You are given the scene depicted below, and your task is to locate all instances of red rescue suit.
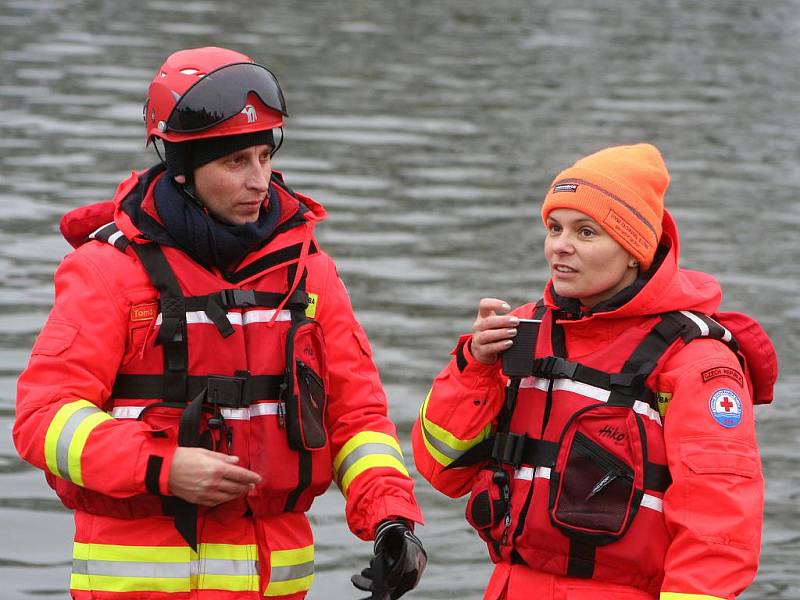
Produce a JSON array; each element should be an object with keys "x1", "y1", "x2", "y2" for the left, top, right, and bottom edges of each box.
[
  {"x1": 413, "y1": 210, "x2": 776, "y2": 600},
  {"x1": 15, "y1": 167, "x2": 423, "y2": 599}
]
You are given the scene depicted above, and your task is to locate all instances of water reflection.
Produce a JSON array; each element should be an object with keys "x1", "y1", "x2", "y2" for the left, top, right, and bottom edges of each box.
[{"x1": 1, "y1": 0, "x2": 798, "y2": 598}]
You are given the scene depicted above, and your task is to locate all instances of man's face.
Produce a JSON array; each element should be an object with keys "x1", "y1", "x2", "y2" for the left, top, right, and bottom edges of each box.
[{"x1": 193, "y1": 144, "x2": 273, "y2": 225}]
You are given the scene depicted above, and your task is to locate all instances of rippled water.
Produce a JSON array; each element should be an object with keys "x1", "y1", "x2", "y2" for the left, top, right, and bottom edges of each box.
[{"x1": 1, "y1": 0, "x2": 798, "y2": 597}]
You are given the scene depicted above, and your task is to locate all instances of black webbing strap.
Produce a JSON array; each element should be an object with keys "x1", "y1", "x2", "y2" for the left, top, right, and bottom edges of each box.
[
  {"x1": 112, "y1": 374, "x2": 283, "y2": 404},
  {"x1": 283, "y1": 263, "x2": 313, "y2": 512},
  {"x1": 645, "y1": 462, "x2": 671, "y2": 492},
  {"x1": 169, "y1": 387, "x2": 208, "y2": 551},
  {"x1": 90, "y1": 222, "x2": 131, "y2": 252},
  {"x1": 567, "y1": 539, "x2": 596, "y2": 578},
  {"x1": 184, "y1": 290, "x2": 288, "y2": 339},
  {"x1": 225, "y1": 241, "x2": 319, "y2": 284},
  {"x1": 130, "y1": 243, "x2": 187, "y2": 405},
  {"x1": 130, "y1": 242, "x2": 197, "y2": 549}
]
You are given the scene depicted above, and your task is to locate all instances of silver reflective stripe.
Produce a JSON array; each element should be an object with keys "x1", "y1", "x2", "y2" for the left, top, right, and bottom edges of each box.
[
  {"x1": 520, "y1": 377, "x2": 662, "y2": 425},
  {"x1": 222, "y1": 403, "x2": 283, "y2": 420},
  {"x1": 248, "y1": 402, "x2": 282, "y2": 417},
  {"x1": 73, "y1": 559, "x2": 187, "y2": 578},
  {"x1": 680, "y1": 311, "x2": 709, "y2": 337},
  {"x1": 112, "y1": 404, "x2": 282, "y2": 421},
  {"x1": 419, "y1": 421, "x2": 466, "y2": 462},
  {"x1": 514, "y1": 466, "x2": 550, "y2": 481},
  {"x1": 189, "y1": 558, "x2": 257, "y2": 577},
  {"x1": 72, "y1": 558, "x2": 257, "y2": 578},
  {"x1": 271, "y1": 560, "x2": 314, "y2": 582},
  {"x1": 56, "y1": 406, "x2": 101, "y2": 480},
  {"x1": 640, "y1": 493, "x2": 664, "y2": 512},
  {"x1": 155, "y1": 309, "x2": 292, "y2": 326},
  {"x1": 111, "y1": 406, "x2": 144, "y2": 419},
  {"x1": 335, "y1": 442, "x2": 404, "y2": 482},
  {"x1": 108, "y1": 230, "x2": 125, "y2": 246}
]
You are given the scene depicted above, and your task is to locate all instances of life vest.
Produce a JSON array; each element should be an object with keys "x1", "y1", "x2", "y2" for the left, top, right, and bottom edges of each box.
[
  {"x1": 452, "y1": 303, "x2": 763, "y2": 597},
  {"x1": 48, "y1": 183, "x2": 331, "y2": 550}
]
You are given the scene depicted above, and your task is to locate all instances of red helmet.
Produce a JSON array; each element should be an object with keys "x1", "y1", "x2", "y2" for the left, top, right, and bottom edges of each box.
[{"x1": 143, "y1": 46, "x2": 288, "y2": 146}]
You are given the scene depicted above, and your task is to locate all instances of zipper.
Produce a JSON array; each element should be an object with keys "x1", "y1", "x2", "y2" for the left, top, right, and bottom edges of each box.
[
  {"x1": 572, "y1": 432, "x2": 633, "y2": 501},
  {"x1": 573, "y1": 431, "x2": 633, "y2": 478}
]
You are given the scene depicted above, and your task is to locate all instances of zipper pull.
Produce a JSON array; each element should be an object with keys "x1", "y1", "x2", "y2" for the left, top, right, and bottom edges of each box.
[
  {"x1": 585, "y1": 471, "x2": 618, "y2": 501},
  {"x1": 277, "y1": 402, "x2": 285, "y2": 428}
]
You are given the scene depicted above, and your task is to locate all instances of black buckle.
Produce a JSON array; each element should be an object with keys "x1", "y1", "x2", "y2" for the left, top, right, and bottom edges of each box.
[
  {"x1": 492, "y1": 432, "x2": 526, "y2": 467},
  {"x1": 287, "y1": 289, "x2": 309, "y2": 308},
  {"x1": 206, "y1": 375, "x2": 248, "y2": 408},
  {"x1": 220, "y1": 289, "x2": 257, "y2": 308},
  {"x1": 535, "y1": 356, "x2": 578, "y2": 379}
]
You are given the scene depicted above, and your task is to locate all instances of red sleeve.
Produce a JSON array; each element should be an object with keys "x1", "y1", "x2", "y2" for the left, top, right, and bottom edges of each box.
[
  {"x1": 411, "y1": 334, "x2": 506, "y2": 498},
  {"x1": 658, "y1": 339, "x2": 763, "y2": 600},
  {"x1": 13, "y1": 249, "x2": 177, "y2": 498},
  {"x1": 313, "y1": 254, "x2": 423, "y2": 540}
]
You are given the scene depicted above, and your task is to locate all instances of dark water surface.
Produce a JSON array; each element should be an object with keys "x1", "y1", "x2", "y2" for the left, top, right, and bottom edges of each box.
[{"x1": 1, "y1": 0, "x2": 798, "y2": 597}]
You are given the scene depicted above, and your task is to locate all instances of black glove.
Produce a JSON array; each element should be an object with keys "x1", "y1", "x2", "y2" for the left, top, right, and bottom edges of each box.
[{"x1": 351, "y1": 519, "x2": 427, "y2": 600}]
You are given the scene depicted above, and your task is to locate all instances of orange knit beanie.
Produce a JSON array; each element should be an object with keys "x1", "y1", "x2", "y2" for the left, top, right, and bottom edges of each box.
[{"x1": 540, "y1": 143, "x2": 670, "y2": 270}]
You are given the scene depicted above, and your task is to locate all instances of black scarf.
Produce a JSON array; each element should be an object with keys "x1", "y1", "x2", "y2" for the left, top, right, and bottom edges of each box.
[{"x1": 154, "y1": 173, "x2": 281, "y2": 272}]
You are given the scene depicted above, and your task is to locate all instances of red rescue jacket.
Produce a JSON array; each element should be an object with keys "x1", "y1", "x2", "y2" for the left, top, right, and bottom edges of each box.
[
  {"x1": 15, "y1": 166, "x2": 423, "y2": 599},
  {"x1": 413, "y1": 210, "x2": 777, "y2": 600}
]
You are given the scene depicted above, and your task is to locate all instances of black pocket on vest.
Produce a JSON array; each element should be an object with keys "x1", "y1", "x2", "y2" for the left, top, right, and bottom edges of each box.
[
  {"x1": 283, "y1": 319, "x2": 328, "y2": 451},
  {"x1": 548, "y1": 405, "x2": 645, "y2": 545}
]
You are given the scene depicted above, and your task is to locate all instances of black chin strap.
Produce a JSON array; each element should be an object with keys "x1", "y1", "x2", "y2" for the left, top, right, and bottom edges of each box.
[{"x1": 153, "y1": 139, "x2": 203, "y2": 207}]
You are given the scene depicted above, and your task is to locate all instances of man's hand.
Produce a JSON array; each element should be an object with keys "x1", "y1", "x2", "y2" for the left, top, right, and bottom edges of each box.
[
  {"x1": 351, "y1": 520, "x2": 427, "y2": 599},
  {"x1": 167, "y1": 447, "x2": 261, "y2": 506},
  {"x1": 470, "y1": 298, "x2": 519, "y2": 365}
]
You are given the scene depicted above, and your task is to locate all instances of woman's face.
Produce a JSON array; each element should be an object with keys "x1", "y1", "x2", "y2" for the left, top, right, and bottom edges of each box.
[{"x1": 544, "y1": 208, "x2": 639, "y2": 308}]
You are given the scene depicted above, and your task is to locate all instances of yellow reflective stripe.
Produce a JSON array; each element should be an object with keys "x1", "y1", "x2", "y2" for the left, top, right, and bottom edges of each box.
[
  {"x1": 198, "y1": 574, "x2": 259, "y2": 592},
  {"x1": 44, "y1": 399, "x2": 112, "y2": 485},
  {"x1": 66, "y1": 411, "x2": 113, "y2": 487},
  {"x1": 660, "y1": 594, "x2": 727, "y2": 600},
  {"x1": 270, "y1": 545, "x2": 314, "y2": 567},
  {"x1": 265, "y1": 574, "x2": 314, "y2": 596},
  {"x1": 419, "y1": 390, "x2": 491, "y2": 466},
  {"x1": 73, "y1": 542, "x2": 192, "y2": 562},
  {"x1": 265, "y1": 544, "x2": 314, "y2": 597},
  {"x1": 340, "y1": 454, "x2": 409, "y2": 494},
  {"x1": 71, "y1": 542, "x2": 259, "y2": 593},
  {"x1": 333, "y1": 431, "x2": 409, "y2": 494},
  {"x1": 199, "y1": 542, "x2": 257, "y2": 560}
]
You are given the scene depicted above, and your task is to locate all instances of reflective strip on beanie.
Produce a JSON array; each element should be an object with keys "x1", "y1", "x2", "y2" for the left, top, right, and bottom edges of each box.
[
  {"x1": 70, "y1": 542, "x2": 259, "y2": 593},
  {"x1": 659, "y1": 594, "x2": 727, "y2": 600},
  {"x1": 333, "y1": 431, "x2": 408, "y2": 495},
  {"x1": 419, "y1": 389, "x2": 492, "y2": 467},
  {"x1": 44, "y1": 399, "x2": 113, "y2": 486},
  {"x1": 265, "y1": 544, "x2": 314, "y2": 597}
]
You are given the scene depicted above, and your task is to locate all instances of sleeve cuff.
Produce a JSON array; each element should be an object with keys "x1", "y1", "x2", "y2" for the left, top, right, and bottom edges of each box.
[
  {"x1": 451, "y1": 334, "x2": 503, "y2": 377},
  {"x1": 142, "y1": 437, "x2": 177, "y2": 496}
]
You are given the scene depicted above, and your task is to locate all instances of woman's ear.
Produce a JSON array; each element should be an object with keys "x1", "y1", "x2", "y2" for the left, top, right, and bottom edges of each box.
[
  {"x1": 629, "y1": 259, "x2": 640, "y2": 269},
  {"x1": 173, "y1": 174, "x2": 186, "y2": 184}
]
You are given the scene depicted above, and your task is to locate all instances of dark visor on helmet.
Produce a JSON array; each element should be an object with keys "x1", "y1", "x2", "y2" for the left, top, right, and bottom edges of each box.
[{"x1": 165, "y1": 62, "x2": 288, "y2": 134}]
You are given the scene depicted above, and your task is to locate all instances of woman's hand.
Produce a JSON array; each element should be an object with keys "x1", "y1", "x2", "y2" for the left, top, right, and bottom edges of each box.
[{"x1": 470, "y1": 298, "x2": 519, "y2": 365}]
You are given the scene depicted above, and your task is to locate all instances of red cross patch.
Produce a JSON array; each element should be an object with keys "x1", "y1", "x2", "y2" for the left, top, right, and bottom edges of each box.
[{"x1": 709, "y1": 388, "x2": 743, "y2": 428}]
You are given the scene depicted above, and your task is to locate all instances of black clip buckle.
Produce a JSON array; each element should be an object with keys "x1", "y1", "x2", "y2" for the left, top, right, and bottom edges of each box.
[
  {"x1": 533, "y1": 356, "x2": 578, "y2": 380},
  {"x1": 206, "y1": 375, "x2": 248, "y2": 408},
  {"x1": 492, "y1": 432, "x2": 526, "y2": 467},
  {"x1": 221, "y1": 289, "x2": 257, "y2": 308}
]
